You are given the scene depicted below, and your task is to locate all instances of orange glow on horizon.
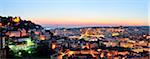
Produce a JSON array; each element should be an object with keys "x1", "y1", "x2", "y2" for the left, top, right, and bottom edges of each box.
[{"x1": 31, "y1": 18, "x2": 149, "y2": 26}]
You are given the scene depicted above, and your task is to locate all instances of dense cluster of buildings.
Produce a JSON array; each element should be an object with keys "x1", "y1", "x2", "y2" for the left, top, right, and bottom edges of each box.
[
  {"x1": 0, "y1": 16, "x2": 149, "y2": 59},
  {"x1": 49, "y1": 26, "x2": 149, "y2": 59},
  {"x1": 0, "y1": 16, "x2": 46, "y2": 58}
]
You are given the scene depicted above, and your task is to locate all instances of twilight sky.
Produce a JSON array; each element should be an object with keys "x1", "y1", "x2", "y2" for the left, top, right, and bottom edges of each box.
[{"x1": 0, "y1": 0, "x2": 148, "y2": 26}]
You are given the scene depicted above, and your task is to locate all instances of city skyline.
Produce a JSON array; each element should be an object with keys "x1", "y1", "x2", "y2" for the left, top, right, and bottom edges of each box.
[{"x1": 0, "y1": 0, "x2": 148, "y2": 26}]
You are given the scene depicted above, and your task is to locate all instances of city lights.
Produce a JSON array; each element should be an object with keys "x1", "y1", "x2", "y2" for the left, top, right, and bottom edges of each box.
[
  {"x1": 0, "y1": 16, "x2": 149, "y2": 59},
  {"x1": 13, "y1": 17, "x2": 20, "y2": 23},
  {"x1": 0, "y1": 0, "x2": 148, "y2": 58}
]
